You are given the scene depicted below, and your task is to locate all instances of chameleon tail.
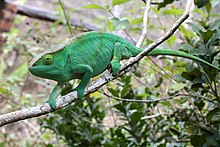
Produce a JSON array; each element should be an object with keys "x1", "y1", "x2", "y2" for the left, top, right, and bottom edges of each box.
[
  {"x1": 147, "y1": 48, "x2": 220, "y2": 71},
  {"x1": 120, "y1": 40, "x2": 219, "y2": 71}
]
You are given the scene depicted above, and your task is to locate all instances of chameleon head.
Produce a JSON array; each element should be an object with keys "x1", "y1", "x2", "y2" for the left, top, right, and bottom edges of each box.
[{"x1": 29, "y1": 53, "x2": 63, "y2": 81}]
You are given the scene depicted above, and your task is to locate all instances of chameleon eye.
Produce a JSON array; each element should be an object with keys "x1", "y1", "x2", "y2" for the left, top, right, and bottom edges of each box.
[{"x1": 43, "y1": 54, "x2": 54, "y2": 65}]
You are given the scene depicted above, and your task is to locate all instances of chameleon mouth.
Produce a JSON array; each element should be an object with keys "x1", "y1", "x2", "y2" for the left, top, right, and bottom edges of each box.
[
  {"x1": 29, "y1": 66, "x2": 46, "y2": 77},
  {"x1": 29, "y1": 65, "x2": 62, "y2": 79}
]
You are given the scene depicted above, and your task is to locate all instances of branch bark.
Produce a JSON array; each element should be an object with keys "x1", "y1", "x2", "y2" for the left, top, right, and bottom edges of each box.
[
  {"x1": 136, "y1": 0, "x2": 152, "y2": 47},
  {"x1": 0, "y1": 11, "x2": 190, "y2": 127},
  {"x1": 9, "y1": 3, "x2": 100, "y2": 31}
]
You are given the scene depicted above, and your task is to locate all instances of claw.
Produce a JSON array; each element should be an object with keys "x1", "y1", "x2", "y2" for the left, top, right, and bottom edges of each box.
[
  {"x1": 74, "y1": 87, "x2": 85, "y2": 100},
  {"x1": 47, "y1": 98, "x2": 56, "y2": 109}
]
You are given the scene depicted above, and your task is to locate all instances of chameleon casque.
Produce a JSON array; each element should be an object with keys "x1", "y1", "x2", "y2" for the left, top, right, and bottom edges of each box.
[{"x1": 29, "y1": 31, "x2": 220, "y2": 109}]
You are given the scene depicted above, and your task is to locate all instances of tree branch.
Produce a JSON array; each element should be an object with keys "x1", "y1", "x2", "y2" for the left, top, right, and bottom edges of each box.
[
  {"x1": 103, "y1": 92, "x2": 218, "y2": 106},
  {"x1": 9, "y1": 3, "x2": 100, "y2": 31},
  {"x1": 136, "y1": 0, "x2": 152, "y2": 47},
  {"x1": 58, "y1": 0, "x2": 73, "y2": 36},
  {"x1": 0, "y1": 11, "x2": 190, "y2": 127}
]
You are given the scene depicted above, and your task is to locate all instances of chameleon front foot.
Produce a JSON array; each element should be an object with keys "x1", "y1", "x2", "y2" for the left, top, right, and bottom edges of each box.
[{"x1": 47, "y1": 83, "x2": 63, "y2": 109}]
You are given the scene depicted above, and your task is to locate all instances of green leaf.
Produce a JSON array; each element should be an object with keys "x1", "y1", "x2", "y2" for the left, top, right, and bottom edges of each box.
[
  {"x1": 206, "y1": 108, "x2": 220, "y2": 122},
  {"x1": 114, "y1": 103, "x2": 126, "y2": 115},
  {"x1": 191, "y1": 135, "x2": 206, "y2": 146},
  {"x1": 46, "y1": 144, "x2": 53, "y2": 147},
  {"x1": 181, "y1": 68, "x2": 205, "y2": 83},
  {"x1": 209, "y1": 19, "x2": 220, "y2": 30},
  {"x1": 166, "y1": 35, "x2": 176, "y2": 46},
  {"x1": 112, "y1": 0, "x2": 130, "y2": 6},
  {"x1": 108, "y1": 87, "x2": 119, "y2": 97},
  {"x1": 164, "y1": 8, "x2": 184, "y2": 15},
  {"x1": 157, "y1": 0, "x2": 176, "y2": 10},
  {"x1": 82, "y1": 4, "x2": 104, "y2": 10},
  {"x1": 207, "y1": 30, "x2": 220, "y2": 47},
  {"x1": 187, "y1": 22, "x2": 206, "y2": 38},
  {"x1": 130, "y1": 111, "x2": 142, "y2": 127},
  {"x1": 201, "y1": 29, "x2": 213, "y2": 44},
  {"x1": 207, "y1": 135, "x2": 219, "y2": 146},
  {"x1": 191, "y1": 83, "x2": 203, "y2": 91},
  {"x1": 130, "y1": 17, "x2": 143, "y2": 25},
  {"x1": 179, "y1": 26, "x2": 196, "y2": 39},
  {"x1": 194, "y1": 0, "x2": 210, "y2": 8},
  {"x1": 180, "y1": 43, "x2": 194, "y2": 53},
  {"x1": 121, "y1": 85, "x2": 130, "y2": 97},
  {"x1": 108, "y1": 17, "x2": 129, "y2": 31},
  {"x1": 171, "y1": 83, "x2": 186, "y2": 91}
]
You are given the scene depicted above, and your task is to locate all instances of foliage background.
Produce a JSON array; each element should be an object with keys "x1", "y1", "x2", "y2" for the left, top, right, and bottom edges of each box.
[{"x1": 0, "y1": 0, "x2": 220, "y2": 146}]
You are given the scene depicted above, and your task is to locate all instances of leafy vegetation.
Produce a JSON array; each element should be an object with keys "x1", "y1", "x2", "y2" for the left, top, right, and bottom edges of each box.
[{"x1": 0, "y1": 0, "x2": 220, "y2": 146}]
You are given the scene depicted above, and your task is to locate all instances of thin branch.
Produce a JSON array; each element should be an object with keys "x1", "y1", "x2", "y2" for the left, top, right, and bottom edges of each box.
[
  {"x1": 71, "y1": 110, "x2": 111, "y2": 128},
  {"x1": 136, "y1": 0, "x2": 152, "y2": 47},
  {"x1": 22, "y1": 120, "x2": 47, "y2": 145},
  {"x1": 103, "y1": 92, "x2": 217, "y2": 105},
  {"x1": 58, "y1": 0, "x2": 73, "y2": 36},
  {"x1": 107, "y1": 95, "x2": 117, "y2": 126},
  {"x1": 0, "y1": 11, "x2": 190, "y2": 127},
  {"x1": 151, "y1": 1, "x2": 164, "y2": 5},
  {"x1": 141, "y1": 113, "x2": 169, "y2": 119},
  {"x1": 103, "y1": 91, "x2": 178, "y2": 103},
  {"x1": 148, "y1": 57, "x2": 177, "y2": 82}
]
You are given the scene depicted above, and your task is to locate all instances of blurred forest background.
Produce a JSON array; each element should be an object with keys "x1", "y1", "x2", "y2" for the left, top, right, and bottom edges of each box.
[{"x1": 0, "y1": 0, "x2": 220, "y2": 146}]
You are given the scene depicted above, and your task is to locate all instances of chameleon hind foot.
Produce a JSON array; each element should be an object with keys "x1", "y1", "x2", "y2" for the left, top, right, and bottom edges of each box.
[
  {"x1": 47, "y1": 97, "x2": 57, "y2": 109},
  {"x1": 110, "y1": 60, "x2": 121, "y2": 76},
  {"x1": 74, "y1": 87, "x2": 85, "y2": 100}
]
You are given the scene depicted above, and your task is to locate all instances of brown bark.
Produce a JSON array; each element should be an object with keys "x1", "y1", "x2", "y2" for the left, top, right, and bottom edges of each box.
[
  {"x1": 0, "y1": 0, "x2": 17, "y2": 47},
  {"x1": 15, "y1": 4, "x2": 100, "y2": 31}
]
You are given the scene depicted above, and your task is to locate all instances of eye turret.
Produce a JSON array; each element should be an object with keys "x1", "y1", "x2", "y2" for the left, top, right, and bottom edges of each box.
[{"x1": 43, "y1": 54, "x2": 54, "y2": 65}]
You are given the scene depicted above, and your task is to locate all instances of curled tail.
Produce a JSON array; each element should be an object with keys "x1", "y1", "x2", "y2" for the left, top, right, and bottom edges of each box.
[{"x1": 147, "y1": 48, "x2": 220, "y2": 71}]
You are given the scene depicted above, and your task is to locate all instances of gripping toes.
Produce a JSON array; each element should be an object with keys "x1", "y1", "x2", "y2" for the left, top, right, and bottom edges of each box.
[
  {"x1": 111, "y1": 61, "x2": 120, "y2": 75},
  {"x1": 75, "y1": 87, "x2": 85, "y2": 100},
  {"x1": 47, "y1": 98, "x2": 57, "y2": 109}
]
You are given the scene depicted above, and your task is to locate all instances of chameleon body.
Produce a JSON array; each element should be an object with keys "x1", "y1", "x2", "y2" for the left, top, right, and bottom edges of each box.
[{"x1": 29, "y1": 32, "x2": 220, "y2": 109}]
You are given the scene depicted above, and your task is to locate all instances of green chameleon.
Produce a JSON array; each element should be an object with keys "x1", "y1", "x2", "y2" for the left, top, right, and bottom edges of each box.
[{"x1": 29, "y1": 31, "x2": 219, "y2": 109}]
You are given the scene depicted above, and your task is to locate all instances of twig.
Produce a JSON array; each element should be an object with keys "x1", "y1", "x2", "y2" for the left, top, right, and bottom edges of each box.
[
  {"x1": 107, "y1": 96, "x2": 117, "y2": 126},
  {"x1": 71, "y1": 110, "x2": 111, "y2": 128},
  {"x1": 141, "y1": 113, "x2": 169, "y2": 119},
  {"x1": 0, "y1": 11, "x2": 190, "y2": 127},
  {"x1": 148, "y1": 57, "x2": 177, "y2": 82},
  {"x1": 151, "y1": 1, "x2": 164, "y2": 5},
  {"x1": 22, "y1": 120, "x2": 47, "y2": 146},
  {"x1": 58, "y1": 0, "x2": 73, "y2": 36},
  {"x1": 103, "y1": 91, "x2": 178, "y2": 103},
  {"x1": 103, "y1": 92, "x2": 216, "y2": 105},
  {"x1": 213, "y1": 80, "x2": 219, "y2": 100},
  {"x1": 136, "y1": 0, "x2": 152, "y2": 47}
]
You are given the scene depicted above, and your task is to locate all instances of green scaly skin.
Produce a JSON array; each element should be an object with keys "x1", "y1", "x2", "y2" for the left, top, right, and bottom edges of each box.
[{"x1": 29, "y1": 32, "x2": 220, "y2": 109}]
